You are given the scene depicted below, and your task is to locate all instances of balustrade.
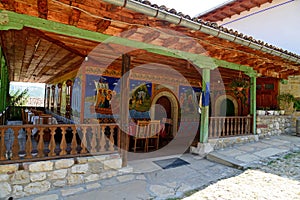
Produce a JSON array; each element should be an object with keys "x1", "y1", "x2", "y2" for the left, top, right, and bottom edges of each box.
[
  {"x1": 209, "y1": 116, "x2": 253, "y2": 138},
  {"x1": 0, "y1": 123, "x2": 120, "y2": 163}
]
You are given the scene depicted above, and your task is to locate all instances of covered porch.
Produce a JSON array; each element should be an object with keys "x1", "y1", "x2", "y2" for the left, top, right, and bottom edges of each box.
[{"x1": 0, "y1": 0, "x2": 300, "y2": 166}]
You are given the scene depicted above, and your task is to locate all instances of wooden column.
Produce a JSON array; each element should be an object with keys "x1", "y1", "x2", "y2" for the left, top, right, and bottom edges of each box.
[
  {"x1": 250, "y1": 75, "x2": 257, "y2": 135},
  {"x1": 200, "y1": 68, "x2": 210, "y2": 143},
  {"x1": 120, "y1": 54, "x2": 130, "y2": 167}
]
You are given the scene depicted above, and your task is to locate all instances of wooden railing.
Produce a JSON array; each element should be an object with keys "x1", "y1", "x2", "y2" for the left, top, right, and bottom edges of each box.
[
  {"x1": 209, "y1": 116, "x2": 253, "y2": 138},
  {"x1": 0, "y1": 123, "x2": 120, "y2": 163}
]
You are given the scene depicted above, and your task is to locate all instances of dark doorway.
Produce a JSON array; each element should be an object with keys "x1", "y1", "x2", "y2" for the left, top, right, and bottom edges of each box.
[
  {"x1": 155, "y1": 96, "x2": 171, "y2": 120},
  {"x1": 220, "y1": 98, "x2": 235, "y2": 116}
]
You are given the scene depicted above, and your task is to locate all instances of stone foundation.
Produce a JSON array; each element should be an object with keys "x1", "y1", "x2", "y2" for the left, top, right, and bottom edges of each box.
[
  {"x1": 0, "y1": 153, "x2": 129, "y2": 199},
  {"x1": 208, "y1": 135, "x2": 259, "y2": 150}
]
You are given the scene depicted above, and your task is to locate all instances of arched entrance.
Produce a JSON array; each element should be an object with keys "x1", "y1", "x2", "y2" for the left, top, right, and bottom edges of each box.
[
  {"x1": 220, "y1": 98, "x2": 235, "y2": 116},
  {"x1": 215, "y1": 95, "x2": 238, "y2": 116},
  {"x1": 151, "y1": 89, "x2": 179, "y2": 137},
  {"x1": 155, "y1": 96, "x2": 171, "y2": 120}
]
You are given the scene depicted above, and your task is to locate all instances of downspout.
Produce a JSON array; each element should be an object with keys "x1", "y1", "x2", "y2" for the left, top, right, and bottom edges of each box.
[{"x1": 102, "y1": 0, "x2": 300, "y2": 64}]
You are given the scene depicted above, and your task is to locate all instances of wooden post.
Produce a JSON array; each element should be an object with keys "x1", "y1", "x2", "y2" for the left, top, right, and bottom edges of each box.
[
  {"x1": 120, "y1": 54, "x2": 130, "y2": 167},
  {"x1": 200, "y1": 68, "x2": 210, "y2": 143},
  {"x1": 250, "y1": 75, "x2": 257, "y2": 134}
]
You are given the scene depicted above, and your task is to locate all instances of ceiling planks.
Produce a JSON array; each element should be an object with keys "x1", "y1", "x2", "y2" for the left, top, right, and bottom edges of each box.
[{"x1": 0, "y1": 0, "x2": 298, "y2": 84}]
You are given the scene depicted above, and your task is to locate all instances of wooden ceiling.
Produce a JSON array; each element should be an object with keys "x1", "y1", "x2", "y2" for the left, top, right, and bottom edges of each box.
[
  {"x1": 0, "y1": 0, "x2": 299, "y2": 84},
  {"x1": 198, "y1": 0, "x2": 273, "y2": 22}
]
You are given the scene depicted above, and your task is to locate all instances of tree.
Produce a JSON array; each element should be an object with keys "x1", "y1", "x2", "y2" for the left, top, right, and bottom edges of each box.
[{"x1": 8, "y1": 88, "x2": 29, "y2": 120}]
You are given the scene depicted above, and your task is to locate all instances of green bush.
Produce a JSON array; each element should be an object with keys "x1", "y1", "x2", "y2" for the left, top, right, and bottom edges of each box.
[{"x1": 294, "y1": 98, "x2": 300, "y2": 111}]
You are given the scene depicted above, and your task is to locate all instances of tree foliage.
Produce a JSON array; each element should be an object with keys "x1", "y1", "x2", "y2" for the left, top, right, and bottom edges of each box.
[{"x1": 9, "y1": 88, "x2": 30, "y2": 106}]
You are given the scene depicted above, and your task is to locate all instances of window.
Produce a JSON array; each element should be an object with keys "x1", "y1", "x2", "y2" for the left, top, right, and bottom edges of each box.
[{"x1": 265, "y1": 84, "x2": 274, "y2": 90}]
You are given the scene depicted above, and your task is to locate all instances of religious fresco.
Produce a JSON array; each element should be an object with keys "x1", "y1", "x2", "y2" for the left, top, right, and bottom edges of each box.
[
  {"x1": 129, "y1": 80, "x2": 152, "y2": 112},
  {"x1": 72, "y1": 77, "x2": 82, "y2": 118},
  {"x1": 85, "y1": 74, "x2": 120, "y2": 117},
  {"x1": 60, "y1": 81, "x2": 66, "y2": 115},
  {"x1": 179, "y1": 85, "x2": 201, "y2": 117}
]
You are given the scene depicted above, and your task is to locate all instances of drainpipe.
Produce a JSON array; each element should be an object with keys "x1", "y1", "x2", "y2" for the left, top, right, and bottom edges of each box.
[{"x1": 102, "y1": 0, "x2": 300, "y2": 64}]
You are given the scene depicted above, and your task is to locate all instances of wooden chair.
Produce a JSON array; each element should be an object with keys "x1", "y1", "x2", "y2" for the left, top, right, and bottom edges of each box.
[
  {"x1": 133, "y1": 120, "x2": 149, "y2": 152},
  {"x1": 145, "y1": 120, "x2": 161, "y2": 152},
  {"x1": 35, "y1": 114, "x2": 53, "y2": 142},
  {"x1": 162, "y1": 118, "x2": 173, "y2": 138},
  {"x1": 21, "y1": 109, "x2": 29, "y2": 124}
]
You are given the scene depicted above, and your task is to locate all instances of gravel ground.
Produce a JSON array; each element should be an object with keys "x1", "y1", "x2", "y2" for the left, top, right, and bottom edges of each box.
[{"x1": 183, "y1": 152, "x2": 300, "y2": 200}]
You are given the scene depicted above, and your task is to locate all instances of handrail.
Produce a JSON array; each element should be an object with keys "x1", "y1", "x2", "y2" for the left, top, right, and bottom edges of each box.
[
  {"x1": 0, "y1": 123, "x2": 120, "y2": 163},
  {"x1": 209, "y1": 116, "x2": 253, "y2": 138}
]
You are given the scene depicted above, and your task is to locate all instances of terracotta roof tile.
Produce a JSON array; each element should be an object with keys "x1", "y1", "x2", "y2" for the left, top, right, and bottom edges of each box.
[{"x1": 132, "y1": 0, "x2": 300, "y2": 59}]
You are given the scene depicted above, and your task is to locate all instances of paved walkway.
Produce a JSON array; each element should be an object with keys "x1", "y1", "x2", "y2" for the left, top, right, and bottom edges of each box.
[{"x1": 20, "y1": 135, "x2": 300, "y2": 200}]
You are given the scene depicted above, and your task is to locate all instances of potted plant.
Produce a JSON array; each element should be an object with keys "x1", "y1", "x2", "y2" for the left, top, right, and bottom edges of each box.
[
  {"x1": 229, "y1": 77, "x2": 249, "y2": 92},
  {"x1": 277, "y1": 93, "x2": 295, "y2": 115}
]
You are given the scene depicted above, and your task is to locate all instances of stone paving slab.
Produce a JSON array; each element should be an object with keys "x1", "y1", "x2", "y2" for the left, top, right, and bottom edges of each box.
[
  {"x1": 254, "y1": 147, "x2": 289, "y2": 158},
  {"x1": 66, "y1": 180, "x2": 150, "y2": 200}
]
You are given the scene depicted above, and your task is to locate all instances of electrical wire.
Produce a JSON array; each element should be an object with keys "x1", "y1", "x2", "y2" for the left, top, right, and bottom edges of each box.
[{"x1": 50, "y1": 0, "x2": 289, "y2": 66}]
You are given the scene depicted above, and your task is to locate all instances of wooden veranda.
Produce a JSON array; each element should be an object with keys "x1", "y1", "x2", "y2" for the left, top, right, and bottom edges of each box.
[{"x1": 0, "y1": 0, "x2": 300, "y2": 165}]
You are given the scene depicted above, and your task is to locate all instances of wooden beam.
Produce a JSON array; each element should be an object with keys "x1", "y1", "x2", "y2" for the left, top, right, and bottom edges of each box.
[
  {"x1": 69, "y1": 9, "x2": 81, "y2": 26},
  {"x1": 37, "y1": 0, "x2": 48, "y2": 19},
  {"x1": 0, "y1": 0, "x2": 15, "y2": 11},
  {"x1": 0, "y1": 10, "x2": 257, "y2": 74},
  {"x1": 96, "y1": 18, "x2": 111, "y2": 33}
]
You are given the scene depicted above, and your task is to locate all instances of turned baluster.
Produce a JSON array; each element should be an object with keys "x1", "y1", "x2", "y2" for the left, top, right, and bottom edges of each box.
[
  {"x1": 70, "y1": 126, "x2": 78, "y2": 155},
  {"x1": 80, "y1": 126, "x2": 88, "y2": 154},
  {"x1": 90, "y1": 125, "x2": 97, "y2": 153},
  {"x1": 100, "y1": 126, "x2": 106, "y2": 152},
  {"x1": 97, "y1": 125, "x2": 101, "y2": 152},
  {"x1": 59, "y1": 127, "x2": 67, "y2": 156},
  {"x1": 37, "y1": 127, "x2": 45, "y2": 158},
  {"x1": 25, "y1": 127, "x2": 33, "y2": 159},
  {"x1": 108, "y1": 126, "x2": 115, "y2": 151},
  {"x1": 11, "y1": 127, "x2": 20, "y2": 160},
  {"x1": 48, "y1": 127, "x2": 57, "y2": 157}
]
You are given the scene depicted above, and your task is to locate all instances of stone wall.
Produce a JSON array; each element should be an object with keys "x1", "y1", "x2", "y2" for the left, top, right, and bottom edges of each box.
[
  {"x1": 0, "y1": 153, "x2": 128, "y2": 199},
  {"x1": 256, "y1": 115, "x2": 296, "y2": 138},
  {"x1": 279, "y1": 75, "x2": 300, "y2": 98},
  {"x1": 208, "y1": 135, "x2": 259, "y2": 150}
]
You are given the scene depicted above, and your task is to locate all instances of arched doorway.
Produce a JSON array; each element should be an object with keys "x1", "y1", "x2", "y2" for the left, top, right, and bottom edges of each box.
[
  {"x1": 215, "y1": 95, "x2": 238, "y2": 116},
  {"x1": 151, "y1": 89, "x2": 179, "y2": 138},
  {"x1": 220, "y1": 98, "x2": 235, "y2": 116},
  {"x1": 155, "y1": 96, "x2": 171, "y2": 120}
]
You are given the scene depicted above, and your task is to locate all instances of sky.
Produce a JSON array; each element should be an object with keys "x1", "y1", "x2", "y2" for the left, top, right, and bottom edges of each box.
[{"x1": 149, "y1": 0, "x2": 231, "y2": 17}]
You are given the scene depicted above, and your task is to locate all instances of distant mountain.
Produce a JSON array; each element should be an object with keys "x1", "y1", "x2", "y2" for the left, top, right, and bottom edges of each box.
[{"x1": 10, "y1": 83, "x2": 45, "y2": 98}]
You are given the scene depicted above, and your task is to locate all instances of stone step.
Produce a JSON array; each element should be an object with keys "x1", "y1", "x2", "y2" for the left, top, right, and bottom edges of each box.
[{"x1": 206, "y1": 152, "x2": 247, "y2": 170}]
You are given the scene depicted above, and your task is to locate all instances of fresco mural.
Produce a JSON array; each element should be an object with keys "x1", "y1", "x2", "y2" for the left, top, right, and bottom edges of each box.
[
  {"x1": 60, "y1": 82, "x2": 66, "y2": 115},
  {"x1": 72, "y1": 77, "x2": 82, "y2": 118},
  {"x1": 85, "y1": 74, "x2": 119, "y2": 118},
  {"x1": 179, "y1": 85, "x2": 201, "y2": 118},
  {"x1": 129, "y1": 80, "x2": 152, "y2": 112},
  {"x1": 127, "y1": 80, "x2": 151, "y2": 119}
]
